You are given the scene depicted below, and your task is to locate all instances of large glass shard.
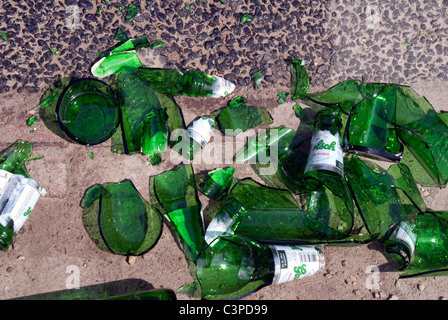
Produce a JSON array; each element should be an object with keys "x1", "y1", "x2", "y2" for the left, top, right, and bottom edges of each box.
[
  {"x1": 56, "y1": 78, "x2": 119, "y2": 145},
  {"x1": 343, "y1": 84, "x2": 403, "y2": 162},
  {"x1": 345, "y1": 155, "x2": 425, "y2": 242},
  {"x1": 0, "y1": 140, "x2": 33, "y2": 175},
  {"x1": 212, "y1": 102, "x2": 273, "y2": 136},
  {"x1": 301, "y1": 79, "x2": 366, "y2": 114},
  {"x1": 199, "y1": 167, "x2": 235, "y2": 201},
  {"x1": 234, "y1": 126, "x2": 307, "y2": 193},
  {"x1": 81, "y1": 180, "x2": 162, "y2": 256},
  {"x1": 149, "y1": 165, "x2": 204, "y2": 262},
  {"x1": 395, "y1": 86, "x2": 448, "y2": 188},
  {"x1": 287, "y1": 56, "x2": 310, "y2": 100},
  {"x1": 15, "y1": 280, "x2": 175, "y2": 300},
  {"x1": 115, "y1": 70, "x2": 169, "y2": 157},
  {"x1": 92, "y1": 52, "x2": 142, "y2": 78},
  {"x1": 399, "y1": 211, "x2": 448, "y2": 278},
  {"x1": 138, "y1": 68, "x2": 236, "y2": 98},
  {"x1": 125, "y1": 3, "x2": 141, "y2": 23}
]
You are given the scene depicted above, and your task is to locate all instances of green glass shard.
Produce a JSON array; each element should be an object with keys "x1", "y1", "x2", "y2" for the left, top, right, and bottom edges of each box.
[
  {"x1": 116, "y1": 70, "x2": 168, "y2": 155},
  {"x1": 293, "y1": 103, "x2": 309, "y2": 121},
  {"x1": 344, "y1": 84, "x2": 403, "y2": 162},
  {"x1": 395, "y1": 86, "x2": 448, "y2": 188},
  {"x1": 27, "y1": 155, "x2": 44, "y2": 162},
  {"x1": 205, "y1": 179, "x2": 373, "y2": 246},
  {"x1": 114, "y1": 27, "x2": 129, "y2": 42},
  {"x1": 301, "y1": 79, "x2": 365, "y2": 114},
  {"x1": 26, "y1": 115, "x2": 38, "y2": 127},
  {"x1": 228, "y1": 96, "x2": 247, "y2": 108},
  {"x1": 287, "y1": 56, "x2": 310, "y2": 100},
  {"x1": 251, "y1": 70, "x2": 263, "y2": 88},
  {"x1": 234, "y1": 126, "x2": 297, "y2": 163},
  {"x1": 97, "y1": 6, "x2": 103, "y2": 14},
  {"x1": 138, "y1": 68, "x2": 236, "y2": 98},
  {"x1": 125, "y1": 3, "x2": 141, "y2": 23},
  {"x1": 81, "y1": 180, "x2": 162, "y2": 255},
  {"x1": 56, "y1": 78, "x2": 119, "y2": 145},
  {"x1": 345, "y1": 155, "x2": 425, "y2": 242},
  {"x1": 14, "y1": 280, "x2": 174, "y2": 300},
  {"x1": 140, "y1": 108, "x2": 168, "y2": 160},
  {"x1": 399, "y1": 211, "x2": 448, "y2": 278},
  {"x1": 240, "y1": 14, "x2": 253, "y2": 22},
  {"x1": 199, "y1": 167, "x2": 235, "y2": 201},
  {"x1": 91, "y1": 52, "x2": 142, "y2": 78},
  {"x1": 234, "y1": 126, "x2": 307, "y2": 193},
  {"x1": 149, "y1": 165, "x2": 205, "y2": 262},
  {"x1": 0, "y1": 30, "x2": 10, "y2": 43},
  {"x1": 277, "y1": 91, "x2": 289, "y2": 104},
  {"x1": 87, "y1": 151, "x2": 94, "y2": 159},
  {"x1": 0, "y1": 140, "x2": 33, "y2": 175},
  {"x1": 150, "y1": 40, "x2": 166, "y2": 49},
  {"x1": 138, "y1": 68, "x2": 184, "y2": 95},
  {"x1": 213, "y1": 104, "x2": 273, "y2": 136}
]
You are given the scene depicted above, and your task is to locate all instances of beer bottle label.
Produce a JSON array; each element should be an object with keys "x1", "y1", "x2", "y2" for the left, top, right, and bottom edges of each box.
[
  {"x1": 0, "y1": 176, "x2": 46, "y2": 234},
  {"x1": 304, "y1": 130, "x2": 343, "y2": 175},
  {"x1": 390, "y1": 221, "x2": 417, "y2": 256},
  {"x1": 270, "y1": 245, "x2": 323, "y2": 284},
  {"x1": 188, "y1": 117, "x2": 215, "y2": 146}
]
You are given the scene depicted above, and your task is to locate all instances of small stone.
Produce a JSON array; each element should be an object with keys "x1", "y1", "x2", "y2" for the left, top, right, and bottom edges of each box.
[
  {"x1": 353, "y1": 289, "x2": 361, "y2": 296},
  {"x1": 417, "y1": 283, "x2": 425, "y2": 291},
  {"x1": 341, "y1": 260, "x2": 347, "y2": 267},
  {"x1": 388, "y1": 294, "x2": 399, "y2": 300}
]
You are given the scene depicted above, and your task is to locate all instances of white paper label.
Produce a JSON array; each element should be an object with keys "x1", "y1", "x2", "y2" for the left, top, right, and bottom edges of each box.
[
  {"x1": 188, "y1": 117, "x2": 215, "y2": 146},
  {"x1": 304, "y1": 130, "x2": 343, "y2": 175},
  {"x1": 270, "y1": 245, "x2": 323, "y2": 284}
]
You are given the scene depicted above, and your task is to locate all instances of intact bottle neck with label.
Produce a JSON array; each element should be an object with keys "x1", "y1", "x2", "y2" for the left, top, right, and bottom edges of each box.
[{"x1": 304, "y1": 109, "x2": 344, "y2": 178}]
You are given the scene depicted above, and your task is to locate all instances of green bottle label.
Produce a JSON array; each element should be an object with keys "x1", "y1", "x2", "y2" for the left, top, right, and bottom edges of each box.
[
  {"x1": 270, "y1": 245, "x2": 324, "y2": 284},
  {"x1": 305, "y1": 130, "x2": 343, "y2": 175}
]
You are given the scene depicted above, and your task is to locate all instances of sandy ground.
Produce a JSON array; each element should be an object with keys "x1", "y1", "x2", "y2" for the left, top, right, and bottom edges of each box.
[{"x1": 1, "y1": 0, "x2": 448, "y2": 304}]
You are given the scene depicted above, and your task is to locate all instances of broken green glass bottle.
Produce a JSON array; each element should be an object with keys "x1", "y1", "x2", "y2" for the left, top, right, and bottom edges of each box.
[
  {"x1": 199, "y1": 167, "x2": 235, "y2": 201},
  {"x1": 395, "y1": 88, "x2": 448, "y2": 188},
  {"x1": 196, "y1": 235, "x2": 325, "y2": 300},
  {"x1": 234, "y1": 126, "x2": 307, "y2": 194},
  {"x1": 0, "y1": 140, "x2": 47, "y2": 251},
  {"x1": 0, "y1": 140, "x2": 33, "y2": 175},
  {"x1": 116, "y1": 70, "x2": 169, "y2": 157},
  {"x1": 149, "y1": 164, "x2": 205, "y2": 262},
  {"x1": 56, "y1": 78, "x2": 119, "y2": 145},
  {"x1": 173, "y1": 117, "x2": 215, "y2": 160},
  {"x1": 81, "y1": 180, "x2": 162, "y2": 256},
  {"x1": 303, "y1": 109, "x2": 355, "y2": 240},
  {"x1": 344, "y1": 84, "x2": 403, "y2": 162},
  {"x1": 212, "y1": 100, "x2": 273, "y2": 136},
  {"x1": 140, "y1": 108, "x2": 168, "y2": 164},
  {"x1": 138, "y1": 68, "x2": 236, "y2": 98},
  {"x1": 287, "y1": 56, "x2": 310, "y2": 100}
]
